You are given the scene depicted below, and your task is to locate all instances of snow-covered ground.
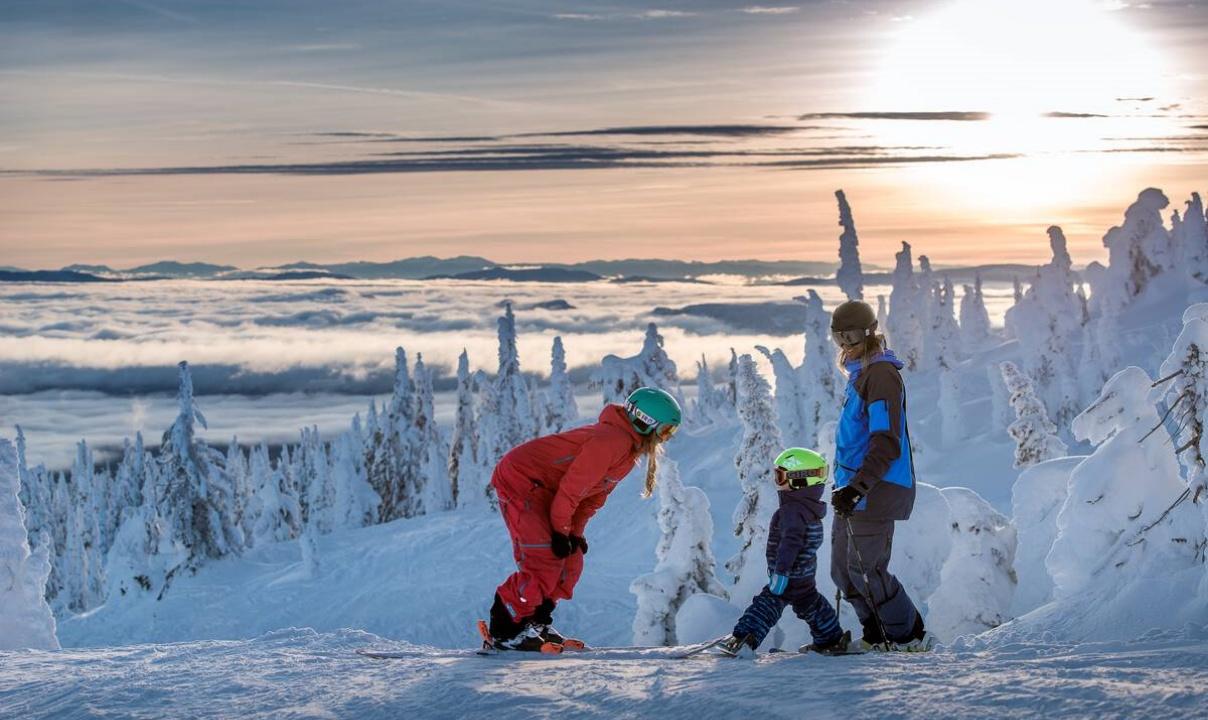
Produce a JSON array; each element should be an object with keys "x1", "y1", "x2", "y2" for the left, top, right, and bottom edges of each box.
[{"x1": 6, "y1": 626, "x2": 1207, "y2": 720}]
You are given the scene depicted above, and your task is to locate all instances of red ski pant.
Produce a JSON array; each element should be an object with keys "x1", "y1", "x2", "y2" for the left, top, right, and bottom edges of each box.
[{"x1": 493, "y1": 469, "x2": 585, "y2": 623}]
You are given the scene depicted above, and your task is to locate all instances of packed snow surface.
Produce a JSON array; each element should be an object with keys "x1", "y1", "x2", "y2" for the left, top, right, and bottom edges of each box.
[{"x1": 4, "y1": 626, "x2": 1207, "y2": 720}]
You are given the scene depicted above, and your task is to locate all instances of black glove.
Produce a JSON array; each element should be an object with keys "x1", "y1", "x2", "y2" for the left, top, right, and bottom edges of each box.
[
  {"x1": 550, "y1": 531, "x2": 573, "y2": 559},
  {"x1": 570, "y1": 534, "x2": 588, "y2": 555},
  {"x1": 831, "y1": 486, "x2": 864, "y2": 517}
]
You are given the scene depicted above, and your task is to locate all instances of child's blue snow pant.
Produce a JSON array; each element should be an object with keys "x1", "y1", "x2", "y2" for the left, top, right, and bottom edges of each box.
[{"x1": 732, "y1": 523, "x2": 842, "y2": 648}]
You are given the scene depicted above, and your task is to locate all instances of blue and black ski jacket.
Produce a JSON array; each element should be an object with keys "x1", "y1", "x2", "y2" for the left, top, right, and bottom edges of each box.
[{"x1": 833, "y1": 349, "x2": 916, "y2": 521}]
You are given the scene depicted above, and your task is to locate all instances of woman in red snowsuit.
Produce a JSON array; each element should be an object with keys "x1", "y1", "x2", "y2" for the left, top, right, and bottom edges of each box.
[{"x1": 486, "y1": 388, "x2": 681, "y2": 651}]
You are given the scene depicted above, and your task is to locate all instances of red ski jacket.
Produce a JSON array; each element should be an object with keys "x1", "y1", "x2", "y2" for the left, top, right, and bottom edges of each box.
[{"x1": 496, "y1": 404, "x2": 644, "y2": 535}]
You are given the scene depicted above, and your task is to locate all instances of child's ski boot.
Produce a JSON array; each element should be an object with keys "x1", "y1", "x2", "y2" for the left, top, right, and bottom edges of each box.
[{"x1": 717, "y1": 633, "x2": 757, "y2": 658}]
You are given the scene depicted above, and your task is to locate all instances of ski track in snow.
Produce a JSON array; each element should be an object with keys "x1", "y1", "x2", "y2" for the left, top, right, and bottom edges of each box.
[{"x1": 3, "y1": 628, "x2": 1206, "y2": 720}]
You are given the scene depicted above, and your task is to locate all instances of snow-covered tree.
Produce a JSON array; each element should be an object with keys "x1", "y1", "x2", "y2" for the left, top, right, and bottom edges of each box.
[
  {"x1": 1049, "y1": 365, "x2": 1200, "y2": 599},
  {"x1": 60, "y1": 440, "x2": 106, "y2": 612},
  {"x1": 1102, "y1": 188, "x2": 1172, "y2": 300},
  {"x1": 939, "y1": 365, "x2": 963, "y2": 448},
  {"x1": 799, "y1": 290, "x2": 842, "y2": 446},
  {"x1": 888, "y1": 242, "x2": 924, "y2": 371},
  {"x1": 543, "y1": 336, "x2": 578, "y2": 434},
  {"x1": 1151, "y1": 304, "x2": 1208, "y2": 556},
  {"x1": 1174, "y1": 192, "x2": 1208, "y2": 285},
  {"x1": 834, "y1": 189, "x2": 864, "y2": 301},
  {"x1": 413, "y1": 353, "x2": 451, "y2": 514},
  {"x1": 987, "y1": 364, "x2": 1013, "y2": 436},
  {"x1": 725, "y1": 355, "x2": 783, "y2": 604},
  {"x1": 959, "y1": 273, "x2": 992, "y2": 350},
  {"x1": 157, "y1": 362, "x2": 244, "y2": 569},
  {"x1": 630, "y1": 459, "x2": 727, "y2": 646},
  {"x1": 0, "y1": 438, "x2": 59, "y2": 650},
  {"x1": 592, "y1": 322, "x2": 683, "y2": 406},
  {"x1": 366, "y1": 348, "x2": 424, "y2": 521},
  {"x1": 250, "y1": 443, "x2": 302, "y2": 545},
  {"x1": 1001, "y1": 361, "x2": 1067, "y2": 468},
  {"x1": 925, "y1": 487, "x2": 1017, "y2": 642},
  {"x1": 755, "y1": 345, "x2": 805, "y2": 448},
  {"x1": 876, "y1": 295, "x2": 889, "y2": 344},
  {"x1": 449, "y1": 350, "x2": 489, "y2": 509},
  {"x1": 479, "y1": 303, "x2": 538, "y2": 479},
  {"x1": 1005, "y1": 228, "x2": 1083, "y2": 427},
  {"x1": 927, "y1": 276, "x2": 962, "y2": 370},
  {"x1": 692, "y1": 355, "x2": 730, "y2": 425},
  {"x1": 330, "y1": 431, "x2": 379, "y2": 530},
  {"x1": 298, "y1": 427, "x2": 335, "y2": 533}
]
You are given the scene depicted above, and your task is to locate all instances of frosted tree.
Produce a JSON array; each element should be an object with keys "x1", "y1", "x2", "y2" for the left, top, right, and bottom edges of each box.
[
  {"x1": 157, "y1": 362, "x2": 244, "y2": 568},
  {"x1": 939, "y1": 365, "x2": 963, "y2": 448},
  {"x1": 0, "y1": 438, "x2": 60, "y2": 650},
  {"x1": 330, "y1": 431, "x2": 379, "y2": 529},
  {"x1": 592, "y1": 322, "x2": 684, "y2": 406},
  {"x1": 799, "y1": 289, "x2": 842, "y2": 446},
  {"x1": 366, "y1": 348, "x2": 420, "y2": 520},
  {"x1": 298, "y1": 510, "x2": 321, "y2": 580},
  {"x1": 1174, "y1": 192, "x2": 1208, "y2": 285},
  {"x1": 298, "y1": 427, "x2": 335, "y2": 533},
  {"x1": 413, "y1": 353, "x2": 451, "y2": 514},
  {"x1": 541, "y1": 336, "x2": 578, "y2": 434},
  {"x1": 755, "y1": 345, "x2": 805, "y2": 447},
  {"x1": 630, "y1": 459, "x2": 728, "y2": 646},
  {"x1": 888, "y1": 242, "x2": 924, "y2": 371},
  {"x1": 1005, "y1": 228, "x2": 1083, "y2": 427},
  {"x1": 834, "y1": 189, "x2": 864, "y2": 301},
  {"x1": 1102, "y1": 188, "x2": 1172, "y2": 300},
  {"x1": 224, "y1": 439, "x2": 254, "y2": 547},
  {"x1": 725, "y1": 355, "x2": 783, "y2": 604},
  {"x1": 1151, "y1": 304, "x2": 1208, "y2": 556},
  {"x1": 987, "y1": 364, "x2": 1014, "y2": 435},
  {"x1": 1048, "y1": 365, "x2": 1199, "y2": 599},
  {"x1": 449, "y1": 350, "x2": 489, "y2": 509},
  {"x1": 726, "y1": 348, "x2": 740, "y2": 407},
  {"x1": 1001, "y1": 362, "x2": 1067, "y2": 468},
  {"x1": 928, "y1": 276, "x2": 963, "y2": 370},
  {"x1": 250, "y1": 443, "x2": 302, "y2": 545},
  {"x1": 876, "y1": 295, "x2": 889, "y2": 345},
  {"x1": 925, "y1": 487, "x2": 1017, "y2": 642},
  {"x1": 479, "y1": 303, "x2": 538, "y2": 479},
  {"x1": 692, "y1": 355, "x2": 730, "y2": 425},
  {"x1": 60, "y1": 440, "x2": 106, "y2": 612},
  {"x1": 959, "y1": 274, "x2": 992, "y2": 350},
  {"x1": 14, "y1": 427, "x2": 52, "y2": 554}
]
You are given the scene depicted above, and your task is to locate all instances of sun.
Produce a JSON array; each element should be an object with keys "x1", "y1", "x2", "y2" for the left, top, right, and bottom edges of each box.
[
  {"x1": 859, "y1": 0, "x2": 1177, "y2": 221},
  {"x1": 867, "y1": 0, "x2": 1170, "y2": 120}
]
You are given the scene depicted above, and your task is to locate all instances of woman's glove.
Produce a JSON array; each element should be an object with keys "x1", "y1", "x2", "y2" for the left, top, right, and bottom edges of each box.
[
  {"x1": 550, "y1": 531, "x2": 573, "y2": 559},
  {"x1": 570, "y1": 534, "x2": 589, "y2": 555},
  {"x1": 831, "y1": 486, "x2": 864, "y2": 517},
  {"x1": 768, "y1": 572, "x2": 789, "y2": 596}
]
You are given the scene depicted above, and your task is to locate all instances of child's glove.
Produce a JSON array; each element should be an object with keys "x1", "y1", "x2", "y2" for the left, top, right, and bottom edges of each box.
[
  {"x1": 831, "y1": 486, "x2": 863, "y2": 517},
  {"x1": 550, "y1": 531, "x2": 573, "y2": 559},
  {"x1": 768, "y1": 572, "x2": 789, "y2": 596},
  {"x1": 570, "y1": 534, "x2": 589, "y2": 555}
]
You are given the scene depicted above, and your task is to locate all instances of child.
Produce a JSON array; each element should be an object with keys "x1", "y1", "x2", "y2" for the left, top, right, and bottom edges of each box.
[{"x1": 720, "y1": 447, "x2": 851, "y2": 656}]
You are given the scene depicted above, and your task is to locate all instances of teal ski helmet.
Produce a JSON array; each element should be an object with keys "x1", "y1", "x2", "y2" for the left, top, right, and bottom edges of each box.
[{"x1": 624, "y1": 387, "x2": 682, "y2": 439}]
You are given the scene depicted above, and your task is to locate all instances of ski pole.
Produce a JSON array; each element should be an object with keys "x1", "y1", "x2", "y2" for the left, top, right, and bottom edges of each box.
[{"x1": 845, "y1": 517, "x2": 892, "y2": 651}]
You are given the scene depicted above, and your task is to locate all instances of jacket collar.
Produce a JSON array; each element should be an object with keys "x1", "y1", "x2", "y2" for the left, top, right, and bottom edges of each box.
[
  {"x1": 844, "y1": 348, "x2": 904, "y2": 379},
  {"x1": 600, "y1": 403, "x2": 644, "y2": 448}
]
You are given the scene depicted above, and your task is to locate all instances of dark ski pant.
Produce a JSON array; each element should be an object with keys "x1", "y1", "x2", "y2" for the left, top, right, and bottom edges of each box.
[
  {"x1": 732, "y1": 579, "x2": 842, "y2": 648},
  {"x1": 831, "y1": 515, "x2": 920, "y2": 643}
]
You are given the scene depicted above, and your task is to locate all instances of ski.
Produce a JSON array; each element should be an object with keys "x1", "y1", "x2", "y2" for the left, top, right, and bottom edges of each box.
[{"x1": 673, "y1": 635, "x2": 732, "y2": 659}]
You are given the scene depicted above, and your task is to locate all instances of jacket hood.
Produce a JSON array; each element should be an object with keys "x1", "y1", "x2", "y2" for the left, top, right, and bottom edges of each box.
[
  {"x1": 844, "y1": 348, "x2": 905, "y2": 378},
  {"x1": 778, "y1": 482, "x2": 827, "y2": 517},
  {"x1": 600, "y1": 403, "x2": 644, "y2": 448}
]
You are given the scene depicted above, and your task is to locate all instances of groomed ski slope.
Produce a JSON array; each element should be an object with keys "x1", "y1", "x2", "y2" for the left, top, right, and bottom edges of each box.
[{"x1": 4, "y1": 626, "x2": 1207, "y2": 720}]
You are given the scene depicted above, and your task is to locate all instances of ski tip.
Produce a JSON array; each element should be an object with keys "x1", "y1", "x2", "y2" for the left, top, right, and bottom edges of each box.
[
  {"x1": 561, "y1": 638, "x2": 587, "y2": 651},
  {"x1": 540, "y1": 642, "x2": 563, "y2": 655}
]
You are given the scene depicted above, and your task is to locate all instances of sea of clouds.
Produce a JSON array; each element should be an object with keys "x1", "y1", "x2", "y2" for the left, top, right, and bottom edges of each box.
[{"x1": 0, "y1": 278, "x2": 1016, "y2": 467}]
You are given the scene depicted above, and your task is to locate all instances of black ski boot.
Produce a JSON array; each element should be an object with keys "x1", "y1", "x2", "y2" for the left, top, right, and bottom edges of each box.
[
  {"x1": 527, "y1": 599, "x2": 585, "y2": 650},
  {"x1": 482, "y1": 594, "x2": 563, "y2": 654}
]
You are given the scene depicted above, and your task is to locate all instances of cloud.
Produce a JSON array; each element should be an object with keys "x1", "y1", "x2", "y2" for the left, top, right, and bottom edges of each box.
[
  {"x1": 740, "y1": 6, "x2": 800, "y2": 14},
  {"x1": 799, "y1": 111, "x2": 991, "y2": 121},
  {"x1": 637, "y1": 10, "x2": 696, "y2": 19}
]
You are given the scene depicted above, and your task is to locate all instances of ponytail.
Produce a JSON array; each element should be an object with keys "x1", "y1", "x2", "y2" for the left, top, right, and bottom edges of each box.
[{"x1": 640, "y1": 435, "x2": 662, "y2": 499}]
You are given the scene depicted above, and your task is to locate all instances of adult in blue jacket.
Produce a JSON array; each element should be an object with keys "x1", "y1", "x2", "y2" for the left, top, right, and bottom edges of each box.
[{"x1": 829, "y1": 299, "x2": 933, "y2": 652}]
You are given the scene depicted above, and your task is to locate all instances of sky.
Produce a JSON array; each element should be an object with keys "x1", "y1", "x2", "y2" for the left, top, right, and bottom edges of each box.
[{"x1": 2, "y1": 0, "x2": 1207, "y2": 269}]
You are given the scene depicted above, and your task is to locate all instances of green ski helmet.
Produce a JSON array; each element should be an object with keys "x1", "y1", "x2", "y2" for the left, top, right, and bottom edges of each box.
[
  {"x1": 624, "y1": 387, "x2": 682, "y2": 440},
  {"x1": 773, "y1": 447, "x2": 828, "y2": 490}
]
